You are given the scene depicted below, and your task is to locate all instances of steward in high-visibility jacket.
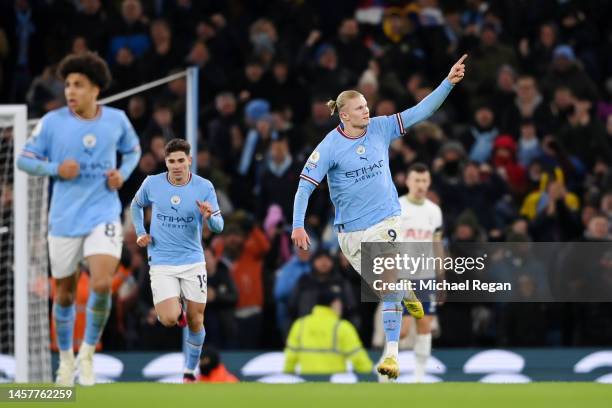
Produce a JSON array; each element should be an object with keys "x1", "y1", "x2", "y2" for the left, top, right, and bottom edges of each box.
[{"x1": 283, "y1": 292, "x2": 373, "y2": 374}]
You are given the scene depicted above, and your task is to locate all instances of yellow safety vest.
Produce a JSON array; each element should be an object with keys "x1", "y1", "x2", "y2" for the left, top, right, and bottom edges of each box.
[{"x1": 283, "y1": 306, "x2": 373, "y2": 374}]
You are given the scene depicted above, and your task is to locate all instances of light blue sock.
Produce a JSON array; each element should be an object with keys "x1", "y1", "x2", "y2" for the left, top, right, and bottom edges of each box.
[
  {"x1": 54, "y1": 303, "x2": 75, "y2": 351},
  {"x1": 382, "y1": 301, "x2": 402, "y2": 342},
  {"x1": 83, "y1": 291, "x2": 111, "y2": 346},
  {"x1": 185, "y1": 328, "x2": 206, "y2": 372}
]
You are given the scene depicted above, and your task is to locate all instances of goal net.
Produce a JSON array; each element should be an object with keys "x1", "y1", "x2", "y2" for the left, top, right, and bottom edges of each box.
[{"x1": 0, "y1": 106, "x2": 51, "y2": 382}]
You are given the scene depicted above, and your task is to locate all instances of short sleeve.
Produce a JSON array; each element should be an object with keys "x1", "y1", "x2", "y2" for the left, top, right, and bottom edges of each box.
[
  {"x1": 299, "y1": 140, "x2": 332, "y2": 187},
  {"x1": 22, "y1": 116, "x2": 51, "y2": 160},
  {"x1": 434, "y1": 205, "x2": 443, "y2": 233},
  {"x1": 369, "y1": 114, "x2": 406, "y2": 145},
  {"x1": 134, "y1": 176, "x2": 152, "y2": 207},
  {"x1": 118, "y1": 112, "x2": 141, "y2": 154}
]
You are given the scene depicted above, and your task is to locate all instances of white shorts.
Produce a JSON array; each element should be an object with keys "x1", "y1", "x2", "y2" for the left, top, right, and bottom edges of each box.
[
  {"x1": 48, "y1": 221, "x2": 123, "y2": 279},
  {"x1": 149, "y1": 263, "x2": 207, "y2": 305},
  {"x1": 337, "y1": 216, "x2": 401, "y2": 275}
]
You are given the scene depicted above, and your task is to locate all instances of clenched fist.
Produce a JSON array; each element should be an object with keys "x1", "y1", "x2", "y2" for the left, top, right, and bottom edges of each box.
[
  {"x1": 106, "y1": 169, "x2": 124, "y2": 190},
  {"x1": 58, "y1": 159, "x2": 80, "y2": 180},
  {"x1": 136, "y1": 234, "x2": 152, "y2": 247}
]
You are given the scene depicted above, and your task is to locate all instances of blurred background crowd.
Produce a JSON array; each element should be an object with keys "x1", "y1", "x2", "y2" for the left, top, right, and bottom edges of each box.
[{"x1": 1, "y1": 0, "x2": 612, "y2": 351}]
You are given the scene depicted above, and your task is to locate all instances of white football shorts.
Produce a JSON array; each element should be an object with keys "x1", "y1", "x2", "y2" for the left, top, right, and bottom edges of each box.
[
  {"x1": 149, "y1": 262, "x2": 207, "y2": 305},
  {"x1": 337, "y1": 216, "x2": 402, "y2": 275},
  {"x1": 48, "y1": 221, "x2": 123, "y2": 279}
]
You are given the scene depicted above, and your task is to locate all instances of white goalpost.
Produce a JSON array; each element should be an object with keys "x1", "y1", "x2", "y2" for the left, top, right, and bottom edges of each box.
[{"x1": 0, "y1": 66, "x2": 199, "y2": 383}]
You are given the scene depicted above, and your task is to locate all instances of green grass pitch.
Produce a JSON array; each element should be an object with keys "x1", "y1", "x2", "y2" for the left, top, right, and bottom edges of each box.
[{"x1": 2, "y1": 382, "x2": 611, "y2": 408}]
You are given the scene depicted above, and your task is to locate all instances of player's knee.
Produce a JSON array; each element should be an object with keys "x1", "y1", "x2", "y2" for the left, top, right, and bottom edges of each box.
[
  {"x1": 187, "y1": 314, "x2": 204, "y2": 331},
  {"x1": 91, "y1": 278, "x2": 111, "y2": 294},
  {"x1": 158, "y1": 314, "x2": 178, "y2": 327},
  {"x1": 55, "y1": 292, "x2": 75, "y2": 306}
]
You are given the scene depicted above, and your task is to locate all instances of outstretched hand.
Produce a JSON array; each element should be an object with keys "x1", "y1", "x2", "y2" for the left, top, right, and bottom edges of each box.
[{"x1": 447, "y1": 54, "x2": 468, "y2": 85}]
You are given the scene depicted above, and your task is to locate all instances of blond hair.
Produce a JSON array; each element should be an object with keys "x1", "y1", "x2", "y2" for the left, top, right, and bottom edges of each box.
[{"x1": 326, "y1": 90, "x2": 363, "y2": 116}]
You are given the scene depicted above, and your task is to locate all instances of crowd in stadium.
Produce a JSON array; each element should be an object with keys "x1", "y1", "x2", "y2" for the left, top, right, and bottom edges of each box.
[{"x1": 1, "y1": 0, "x2": 612, "y2": 351}]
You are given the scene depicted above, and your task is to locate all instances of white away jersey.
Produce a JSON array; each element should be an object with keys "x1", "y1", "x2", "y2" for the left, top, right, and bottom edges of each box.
[{"x1": 398, "y1": 196, "x2": 443, "y2": 242}]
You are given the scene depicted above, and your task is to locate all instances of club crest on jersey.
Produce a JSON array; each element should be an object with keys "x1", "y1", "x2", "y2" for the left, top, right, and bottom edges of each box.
[
  {"x1": 309, "y1": 151, "x2": 320, "y2": 163},
  {"x1": 82, "y1": 134, "x2": 97, "y2": 148},
  {"x1": 170, "y1": 195, "x2": 181, "y2": 205},
  {"x1": 356, "y1": 145, "x2": 366, "y2": 155}
]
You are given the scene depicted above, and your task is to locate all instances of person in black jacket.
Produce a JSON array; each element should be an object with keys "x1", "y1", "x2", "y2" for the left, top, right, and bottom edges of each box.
[
  {"x1": 288, "y1": 249, "x2": 359, "y2": 329},
  {"x1": 203, "y1": 249, "x2": 238, "y2": 350}
]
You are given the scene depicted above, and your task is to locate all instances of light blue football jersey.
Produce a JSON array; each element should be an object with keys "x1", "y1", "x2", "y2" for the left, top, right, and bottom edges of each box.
[
  {"x1": 22, "y1": 107, "x2": 140, "y2": 237},
  {"x1": 300, "y1": 114, "x2": 406, "y2": 232},
  {"x1": 132, "y1": 172, "x2": 222, "y2": 266}
]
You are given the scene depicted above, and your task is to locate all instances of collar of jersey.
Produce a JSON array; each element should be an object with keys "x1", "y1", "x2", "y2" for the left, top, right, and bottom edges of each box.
[
  {"x1": 406, "y1": 195, "x2": 426, "y2": 206},
  {"x1": 69, "y1": 106, "x2": 102, "y2": 122},
  {"x1": 337, "y1": 124, "x2": 367, "y2": 139},
  {"x1": 166, "y1": 172, "x2": 192, "y2": 187}
]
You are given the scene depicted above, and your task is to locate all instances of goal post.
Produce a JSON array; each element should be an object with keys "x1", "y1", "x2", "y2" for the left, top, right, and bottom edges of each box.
[{"x1": 11, "y1": 105, "x2": 29, "y2": 383}]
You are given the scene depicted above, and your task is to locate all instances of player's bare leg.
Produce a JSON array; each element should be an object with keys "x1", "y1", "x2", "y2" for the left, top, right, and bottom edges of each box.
[
  {"x1": 77, "y1": 254, "x2": 118, "y2": 386},
  {"x1": 155, "y1": 297, "x2": 184, "y2": 327},
  {"x1": 184, "y1": 300, "x2": 206, "y2": 383},
  {"x1": 54, "y1": 272, "x2": 79, "y2": 386}
]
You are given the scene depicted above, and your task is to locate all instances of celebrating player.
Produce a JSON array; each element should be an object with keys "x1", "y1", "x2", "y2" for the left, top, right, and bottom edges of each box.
[
  {"x1": 399, "y1": 163, "x2": 444, "y2": 382},
  {"x1": 291, "y1": 55, "x2": 467, "y2": 380},
  {"x1": 130, "y1": 138, "x2": 224, "y2": 383},
  {"x1": 17, "y1": 52, "x2": 141, "y2": 386}
]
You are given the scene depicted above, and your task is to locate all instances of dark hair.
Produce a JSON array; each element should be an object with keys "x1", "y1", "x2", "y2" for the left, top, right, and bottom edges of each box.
[
  {"x1": 58, "y1": 51, "x2": 111, "y2": 90},
  {"x1": 407, "y1": 162, "x2": 430, "y2": 176},
  {"x1": 164, "y1": 138, "x2": 191, "y2": 156},
  {"x1": 315, "y1": 286, "x2": 342, "y2": 306}
]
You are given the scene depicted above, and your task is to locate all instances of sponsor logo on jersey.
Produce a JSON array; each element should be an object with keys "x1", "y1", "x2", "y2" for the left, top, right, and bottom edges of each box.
[
  {"x1": 404, "y1": 229, "x2": 434, "y2": 240},
  {"x1": 345, "y1": 159, "x2": 384, "y2": 182}
]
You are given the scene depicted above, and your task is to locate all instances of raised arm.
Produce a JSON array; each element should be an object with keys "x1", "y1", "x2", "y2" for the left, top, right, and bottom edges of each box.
[{"x1": 399, "y1": 54, "x2": 467, "y2": 129}]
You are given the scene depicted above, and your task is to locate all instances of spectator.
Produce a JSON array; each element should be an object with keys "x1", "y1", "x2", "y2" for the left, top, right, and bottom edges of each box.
[
  {"x1": 289, "y1": 250, "x2": 358, "y2": 328},
  {"x1": 70, "y1": 0, "x2": 109, "y2": 53},
  {"x1": 213, "y1": 220, "x2": 270, "y2": 349},
  {"x1": 274, "y1": 247, "x2": 311, "y2": 337},
  {"x1": 185, "y1": 40, "x2": 227, "y2": 106},
  {"x1": 540, "y1": 45, "x2": 598, "y2": 102},
  {"x1": 332, "y1": 18, "x2": 371, "y2": 79},
  {"x1": 283, "y1": 289, "x2": 373, "y2": 374},
  {"x1": 197, "y1": 347, "x2": 239, "y2": 383},
  {"x1": 207, "y1": 92, "x2": 241, "y2": 173},
  {"x1": 501, "y1": 76, "x2": 551, "y2": 137},
  {"x1": 108, "y1": 0, "x2": 150, "y2": 62},
  {"x1": 25, "y1": 64, "x2": 64, "y2": 117},
  {"x1": 203, "y1": 249, "x2": 238, "y2": 350},
  {"x1": 460, "y1": 105, "x2": 498, "y2": 164},
  {"x1": 256, "y1": 135, "x2": 301, "y2": 220},
  {"x1": 140, "y1": 19, "x2": 180, "y2": 82},
  {"x1": 462, "y1": 22, "x2": 518, "y2": 100}
]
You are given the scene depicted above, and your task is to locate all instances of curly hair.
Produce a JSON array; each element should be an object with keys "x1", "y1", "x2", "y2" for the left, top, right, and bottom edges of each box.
[{"x1": 58, "y1": 51, "x2": 111, "y2": 90}]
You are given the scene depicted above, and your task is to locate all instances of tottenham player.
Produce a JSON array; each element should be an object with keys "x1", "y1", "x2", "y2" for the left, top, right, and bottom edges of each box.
[
  {"x1": 17, "y1": 52, "x2": 141, "y2": 385},
  {"x1": 292, "y1": 55, "x2": 467, "y2": 379},
  {"x1": 399, "y1": 163, "x2": 444, "y2": 382},
  {"x1": 130, "y1": 138, "x2": 224, "y2": 383}
]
